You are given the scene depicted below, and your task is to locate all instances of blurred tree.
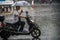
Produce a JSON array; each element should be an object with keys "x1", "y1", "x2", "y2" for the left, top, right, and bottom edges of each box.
[
  {"x1": 0, "y1": 0, "x2": 5, "y2": 1},
  {"x1": 56, "y1": 0, "x2": 60, "y2": 3},
  {"x1": 34, "y1": 0, "x2": 41, "y2": 3}
]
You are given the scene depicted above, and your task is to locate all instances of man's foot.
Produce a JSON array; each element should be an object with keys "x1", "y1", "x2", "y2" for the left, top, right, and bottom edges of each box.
[{"x1": 19, "y1": 30, "x2": 23, "y2": 32}]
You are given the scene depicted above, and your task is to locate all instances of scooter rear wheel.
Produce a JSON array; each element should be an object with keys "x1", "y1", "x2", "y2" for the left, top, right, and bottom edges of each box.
[
  {"x1": 3, "y1": 38, "x2": 8, "y2": 40},
  {"x1": 0, "y1": 30, "x2": 10, "y2": 39},
  {"x1": 31, "y1": 29, "x2": 41, "y2": 38}
]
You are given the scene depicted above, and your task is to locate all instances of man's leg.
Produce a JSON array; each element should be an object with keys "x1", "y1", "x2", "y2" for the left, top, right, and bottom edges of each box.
[{"x1": 19, "y1": 21, "x2": 25, "y2": 32}]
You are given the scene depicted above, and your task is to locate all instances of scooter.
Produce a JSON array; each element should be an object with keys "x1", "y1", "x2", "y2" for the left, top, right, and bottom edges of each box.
[{"x1": 0, "y1": 11, "x2": 41, "y2": 39}]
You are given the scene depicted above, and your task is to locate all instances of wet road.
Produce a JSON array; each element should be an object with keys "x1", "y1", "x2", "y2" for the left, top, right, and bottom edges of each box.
[
  {"x1": 0, "y1": 3, "x2": 60, "y2": 40},
  {"x1": 35, "y1": 4, "x2": 60, "y2": 40},
  {"x1": 34, "y1": 3, "x2": 60, "y2": 40}
]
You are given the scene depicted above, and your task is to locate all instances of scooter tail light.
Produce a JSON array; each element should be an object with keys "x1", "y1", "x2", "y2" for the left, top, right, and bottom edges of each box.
[{"x1": 0, "y1": 22, "x2": 5, "y2": 27}]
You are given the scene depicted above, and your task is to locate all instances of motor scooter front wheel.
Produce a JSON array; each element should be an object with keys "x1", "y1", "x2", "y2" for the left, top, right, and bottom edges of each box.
[{"x1": 31, "y1": 29, "x2": 41, "y2": 38}]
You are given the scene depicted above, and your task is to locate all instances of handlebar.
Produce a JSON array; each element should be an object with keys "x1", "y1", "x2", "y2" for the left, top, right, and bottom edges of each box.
[
  {"x1": 25, "y1": 11, "x2": 29, "y2": 17},
  {"x1": 25, "y1": 11, "x2": 32, "y2": 18}
]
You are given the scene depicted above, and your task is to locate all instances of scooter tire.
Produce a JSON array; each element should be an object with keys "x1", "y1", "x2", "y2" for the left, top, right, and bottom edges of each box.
[
  {"x1": 0, "y1": 30, "x2": 10, "y2": 39},
  {"x1": 31, "y1": 29, "x2": 41, "y2": 38}
]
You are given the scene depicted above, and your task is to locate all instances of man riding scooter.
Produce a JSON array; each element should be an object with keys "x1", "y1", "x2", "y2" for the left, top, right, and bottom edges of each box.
[{"x1": 15, "y1": 6, "x2": 27, "y2": 32}]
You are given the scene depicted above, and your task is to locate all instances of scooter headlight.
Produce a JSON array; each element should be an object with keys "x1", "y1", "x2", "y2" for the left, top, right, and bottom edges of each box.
[{"x1": 31, "y1": 20, "x2": 34, "y2": 22}]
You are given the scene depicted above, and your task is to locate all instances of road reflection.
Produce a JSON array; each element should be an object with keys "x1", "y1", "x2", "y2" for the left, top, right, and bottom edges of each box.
[
  {"x1": 8, "y1": 38, "x2": 41, "y2": 40},
  {"x1": 32, "y1": 38, "x2": 41, "y2": 40}
]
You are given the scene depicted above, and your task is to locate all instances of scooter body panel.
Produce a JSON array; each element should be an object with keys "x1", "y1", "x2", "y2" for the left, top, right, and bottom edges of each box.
[{"x1": 11, "y1": 32, "x2": 30, "y2": 35}]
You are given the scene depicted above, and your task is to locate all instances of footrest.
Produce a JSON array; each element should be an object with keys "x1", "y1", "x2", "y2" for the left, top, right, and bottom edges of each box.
[{"x1": 22, "y1": 30, "x2": 28, "y2": 33}]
